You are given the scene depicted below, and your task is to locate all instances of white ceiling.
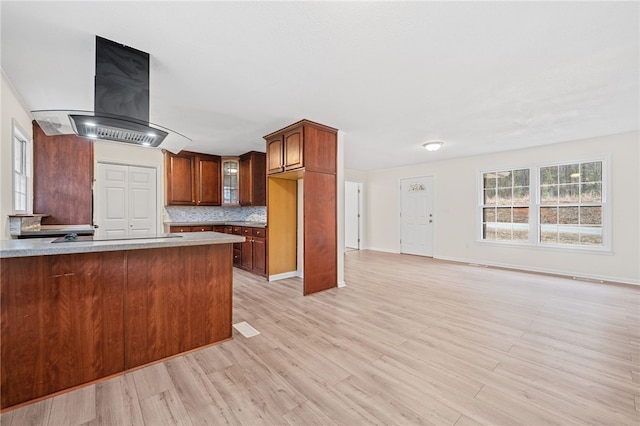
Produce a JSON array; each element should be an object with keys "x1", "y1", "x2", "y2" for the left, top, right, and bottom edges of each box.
[{"x1": 2, "y1": 1, "x2": 638, "y2": 171}]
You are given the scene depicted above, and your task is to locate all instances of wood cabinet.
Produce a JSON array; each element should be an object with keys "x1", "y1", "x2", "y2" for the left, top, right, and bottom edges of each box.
[
  {"x1": 241, "y1": 227, "x2": 267, "y2": 276},
  {"x1": 165, "y1": 151, "x2": 221, "y2": 206},
  {"x1": 196, "y1": 154, "x2": 222, "y2": 205},
  {"x1": 265, "y1": 119, "x2": 338, "y2": 295},
  {"x1": 1, "y1": 245, "x2": 233, "y2": 409},
  {"x1": 239, "y1": 151, "x2": 266, "y2": 206},
  {"x1": 266, "y1": 121, "x2": 336, "y2": 175},
  {"x1": 33, "y1": 121, "x2": 93, "y2": 225},
  {"x1": 125, "y1": 245, "x2": 232, "y2": 368},
  {"x1": 1, "y1": 252, "x2": 126, "y2": 409}
]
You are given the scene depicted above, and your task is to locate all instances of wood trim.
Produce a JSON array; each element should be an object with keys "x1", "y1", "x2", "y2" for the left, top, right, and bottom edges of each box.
[{"x1": 263, "y1": 118, "x2": 338, "y2": 139}]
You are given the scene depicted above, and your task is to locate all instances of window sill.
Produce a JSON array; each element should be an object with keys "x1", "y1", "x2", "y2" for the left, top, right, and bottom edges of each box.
[{"x1": 476, "y1": 239, "x2": 613, "y2": 255}]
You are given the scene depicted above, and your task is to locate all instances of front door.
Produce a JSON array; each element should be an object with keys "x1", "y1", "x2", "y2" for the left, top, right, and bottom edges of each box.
[
  {"x1": 96, "y1": 163, "x2": 157, "y2": 236},
  {"x1": 400, "y1": 176, "x2": 434, "y2": 256}
]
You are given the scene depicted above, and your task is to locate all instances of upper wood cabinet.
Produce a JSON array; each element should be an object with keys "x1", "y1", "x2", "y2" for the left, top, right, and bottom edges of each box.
[
  {"x1": 165, "y1": 151, "x2": 221, "y2": 206},
  {"x1": 265, "y1": 120, "x2": 337, "y2": 175},
  {"x1": 165, "y1": 152, "x2": 195, "y2": 205},
  {"x1": 239, "y1": 151, "x2": 266, "y2": 206},
  {"x1": 196, "y1": 154, "x2": 222, "y2": 206}
]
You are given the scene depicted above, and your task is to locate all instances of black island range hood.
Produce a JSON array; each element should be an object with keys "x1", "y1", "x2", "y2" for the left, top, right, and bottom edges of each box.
[{"x1": 32, "y1": 36, "x2": 190, "y2": 153}]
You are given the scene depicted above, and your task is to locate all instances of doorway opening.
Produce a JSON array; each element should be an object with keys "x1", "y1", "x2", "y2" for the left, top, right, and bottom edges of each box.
[{"x1": 345, "y1": 181, "x2": 362, "y2": 251}]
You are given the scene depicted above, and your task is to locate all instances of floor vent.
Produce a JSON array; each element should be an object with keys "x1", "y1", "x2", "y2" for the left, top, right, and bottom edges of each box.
[{"x1": 233, "y1": 321, "x2": 261, "y2": 338}]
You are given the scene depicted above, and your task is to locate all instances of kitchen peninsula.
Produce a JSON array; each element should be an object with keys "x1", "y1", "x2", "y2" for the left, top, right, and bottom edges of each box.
[{"x1": 0, "y1": 231, "x2": 244, "y2": 410}]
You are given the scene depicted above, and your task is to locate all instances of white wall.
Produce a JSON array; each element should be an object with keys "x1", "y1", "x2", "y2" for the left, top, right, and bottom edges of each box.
[
  {"x1": 1, "y1": 72, "x2": 34, "y2": 240},
  {"x1": 93, "y1": 141, "x2": 165, "y2": 234},
  {"x1": 364, "y1": 131, "x2": 640, "y2": 285}
]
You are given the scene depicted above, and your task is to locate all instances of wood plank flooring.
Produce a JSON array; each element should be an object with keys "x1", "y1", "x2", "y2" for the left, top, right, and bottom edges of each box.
[{"x1": 2, "y1": 250, "x2": 639, "y2": 425}]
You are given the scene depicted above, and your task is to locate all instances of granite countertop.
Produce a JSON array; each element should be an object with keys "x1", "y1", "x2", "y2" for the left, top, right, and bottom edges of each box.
[
  {"x1": 166, "y1": 221, "x2": 267, "y2": 228},
  {"x1": 0, "y1": 232, "x2": 245, "y2": 259}
]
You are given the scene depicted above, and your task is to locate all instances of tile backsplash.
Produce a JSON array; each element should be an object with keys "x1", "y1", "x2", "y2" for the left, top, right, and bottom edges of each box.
[{"x1": 164, "y1": 206, "x2": 266, "y2": 223}]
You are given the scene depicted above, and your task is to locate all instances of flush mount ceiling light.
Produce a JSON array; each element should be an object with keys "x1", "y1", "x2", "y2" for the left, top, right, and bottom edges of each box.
[{"x1": 423, "y1": 141, "x2": 444, "y2": 151}]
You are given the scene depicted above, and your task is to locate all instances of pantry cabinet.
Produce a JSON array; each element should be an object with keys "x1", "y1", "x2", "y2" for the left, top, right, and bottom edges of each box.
[{"x1": 265, "y1": 119, "x2": 338, "y2": 295}]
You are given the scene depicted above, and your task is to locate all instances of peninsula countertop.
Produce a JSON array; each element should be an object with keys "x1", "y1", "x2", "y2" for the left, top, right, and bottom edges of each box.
[{"x1": 0, "y1": 231, "x2": 245, "y2": 258}]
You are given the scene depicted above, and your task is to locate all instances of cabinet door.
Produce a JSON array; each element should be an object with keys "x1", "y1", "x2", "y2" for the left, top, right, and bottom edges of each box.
[
  {"x1": 166, "y1": 153, "x2": 195, "y2": 205},
  {"x1": 239, "y1": 154, "x2": 251, "y2": 205},
  {"x1": 266, "y1": 137, "x2": 284, "y2": 174},
  {"x1": 252, "y1": 236, "x2": 266, "y2": 275},
  {"x1": 283, "y1": 126, "x2": 303, "y2": 171},
  {"x1": 241, "y1": 227, "x2": 253, "y2": 269},
  {"x1": 196, "y1": 155, "x2": 221, "y2": 206}
]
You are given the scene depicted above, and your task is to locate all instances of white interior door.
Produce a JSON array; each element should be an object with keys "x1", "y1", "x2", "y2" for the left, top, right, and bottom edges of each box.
[
  {"x1": 400, "y1": 176, "x2": 434, "y2": 256},
  {"x1": 345, "y1": 181, "x2": 361, "y2": 249},
  {"x1": 128, "y1": 166, "x2": 156, "y2": 235},
  {"x1": 96, "y1": 163, "x2": 156, "y2": 236}
]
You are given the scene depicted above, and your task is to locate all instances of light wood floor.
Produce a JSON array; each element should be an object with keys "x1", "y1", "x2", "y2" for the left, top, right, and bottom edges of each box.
[{"x1": 2, "y1": 250, "x2": 639, "y2": 425}]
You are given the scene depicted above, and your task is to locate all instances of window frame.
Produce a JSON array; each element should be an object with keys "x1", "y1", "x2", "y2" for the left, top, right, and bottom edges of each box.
[
  {"x1": 477, "y1": 155, "x2": 611, "y2": 252},
  {"x1": 535, "y1": 156, "x2": 610, "y2": 252},
  {"x1": 479, "y1": 167, "x2": 532, "y2": 245},
  {"x1": 12, "y1": 120, "x2": 31, "y2": 214}
]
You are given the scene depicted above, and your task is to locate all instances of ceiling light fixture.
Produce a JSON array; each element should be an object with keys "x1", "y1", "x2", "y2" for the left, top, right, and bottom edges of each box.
[{"x1": 423, "y1": 141, "x2": 444, "y2": 151}]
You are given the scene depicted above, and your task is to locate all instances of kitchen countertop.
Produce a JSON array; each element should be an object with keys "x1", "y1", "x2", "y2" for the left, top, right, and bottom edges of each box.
[
  {"x1": 0, "y1": 232, "x2": 245, "y2": 259},
  {"x1": 166, "y1": 221, "x2": 267, "y2": 228}
]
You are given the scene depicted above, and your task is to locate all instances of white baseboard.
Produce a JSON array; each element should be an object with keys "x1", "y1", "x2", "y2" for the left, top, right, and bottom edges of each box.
[
  {"x1": 337, "y1": 280, "x2": 346, "y2": 288},
  {"x1": 435, "y1": 255, "x2": 639, "y2": 286},
  {"x1": 366, "y1": 247, "x2": 400, "y2": 254}
]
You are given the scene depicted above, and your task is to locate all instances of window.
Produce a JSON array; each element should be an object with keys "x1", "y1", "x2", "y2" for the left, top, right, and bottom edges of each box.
[
  {"x1": 481, "y1": 169, "x2": 530, "y2": 242},
  {"x1": 539, "y1": 161, "x2": 603, "y2": 247},
  {"x1": 480, "y1": 159, "x2": 607, "y2": 249},
  {"x1": 12, "y1": 122, "x2": 30, "y2": 213}
]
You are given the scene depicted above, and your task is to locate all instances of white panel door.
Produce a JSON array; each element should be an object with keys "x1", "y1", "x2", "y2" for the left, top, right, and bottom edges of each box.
[
  {"x1": 96, "y1": 163, "x2": 157, "y2": 236},
  {"x1": 128, "y1": 166, "x2": 156, "y2": 235},
  {"x1": 345, "y1": 181, "x2": 361, "y2": 249},
  {"x1": 97, "y1": 163, "x2": 128, "y2": 236},
  {"x1": 400, "y1": 176, "x2": 434, "y2": 256}
]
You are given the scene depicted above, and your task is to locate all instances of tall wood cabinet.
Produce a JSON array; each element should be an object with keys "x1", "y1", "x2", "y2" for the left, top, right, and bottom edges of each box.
[
  {"x1": 265, "y1": 119, "x2": 338, "y2": 295},
  {"x1": 165, "y1": 151, "x2": 221, "y2": 206}
]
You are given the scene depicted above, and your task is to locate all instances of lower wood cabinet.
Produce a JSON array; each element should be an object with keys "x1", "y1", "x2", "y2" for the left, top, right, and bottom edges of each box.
[
  {"x1": 170, "y1": 225, "x2": 266, "y2": 275},
  {"x1": 241, "y1": 227, "x2": 267, "y2": 276},
  {"x1": 0, "y1": 252, "x2": 125, "y2": 409},
  {"x1": 169, "y1": 225, "x2": 213, "y2": 233},
  {"x1": 0, "y1": 245, "x2": 232, "y2": 409}
]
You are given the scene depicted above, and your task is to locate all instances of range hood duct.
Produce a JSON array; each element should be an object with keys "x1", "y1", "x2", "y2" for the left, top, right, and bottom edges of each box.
[{"x1": 32, "y1": 36, "x2": 190, "y2": 153}]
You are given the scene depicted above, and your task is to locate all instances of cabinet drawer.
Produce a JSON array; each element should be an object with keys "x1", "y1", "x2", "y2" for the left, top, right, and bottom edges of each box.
[
  {"x1": 252, "y1": 228, "x2": 265, "y2": 237},
  {"x1": 169, "y1": 226, "x2": 191, "y2": 233},
  {"x1": 242, "y1": 227, "x2": 252, "y2": 236},
  {"x1": 192, "y1": 226, "x2": 213, "y2": 232},
  {"x1": 232, "y1": 226, "x2": 243, "y2": 235}
]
